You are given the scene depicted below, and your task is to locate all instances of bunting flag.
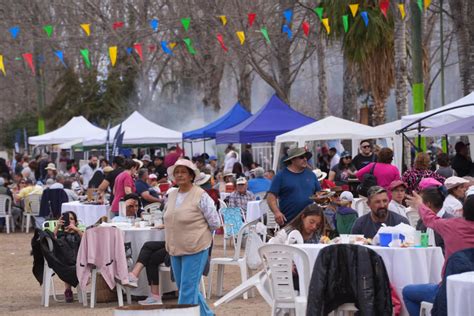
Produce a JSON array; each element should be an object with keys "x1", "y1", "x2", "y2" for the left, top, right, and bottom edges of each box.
[
  {"x1": 22, "y1": 53, "x2": 35, "y2": 75},
  {"x1": 260, "y1": 27, "x2": 271, "y2": 44},
  {"x1": 398, "y1": 3, "x2": 406, "y2": 19},
  {"x1": 216, "y1": 34, "x2": 228, "y2": 52},
  {"x1": 133, "y1": 43, "x2": 143, "y2": 61},
  {"x1": 43, "y1": 25, "x2": 53, "y2": 38},
  {"x1": 169, "y1": 42, "x2": 177, "y2": 49},
  {"x1": 126, "y1": 47, "x2": 133, "y2": 55},
  {"x1": 219, "y1": 15, "x2": 227, "y2": 26},
  {"x1": 109, "y1": 46, "x2": 117, "y2": 66},
  {"x1": 380, "y1": 1, "x2": 389, "y2": 18},
  {"x1": 9, "y1": 26, "x2": 20, "y2": 39},
  {"x1": 283, "y1": 8, "x2": 293, "y2": 24},
  {"x1": 314, "y1": 7, "x2": 324, "y2": 20},
  {"x1": 148, "y1": 45, "x2": 156, "y2": 52},
  {"x1": 54, "y1": 50, "x2": 66, "y2": 67},
  {"x1": 236, "y1": 31, "x2": 245, "y2": 45},
  {"x1": 349, "y1": 4, "x2": 359, "y2": 17},
  {"x1": 80, "y1": 49, "x2": 91, "y2": 68},
  {"x1": 150, "y1": 19, "x2": 159, "y2": 31},
  {"x1": 80, "y1": 24, "x2": 91, "y2": 36},
  {"x1": 424, "y1": 0, "x2": 432, "y2": 9},
  {"x1": 417, "y1": 0, "x2": 423, "y2": 11},
  {"x1": 161, "y1": 41, "x2": 173, "y2": 55},
  {"x1": 322, "y1": 18, "x2": 330, "y2": 34},
  {"x1": 248, "y1": 13, "x2": 256, "y2": 27},
  {"x1": 113, "y1": 21, "x2": 124, "y2": 30},
  {"x1": 181, "y1": 17, "x2": 191, "y2": 31},
  {"x1": 0, "y1": 55, "x2": 5, "y2": 76},
  {"x1": 282, "y1": 25, "x2": 292, "y2": 40},
  {"x1": 302, "y1": 21, "x2": 310, "y2": 36},
  {"x1": 361, "y1": 11, "x2": 369, "y2": 27},
  {"x1": 342, "y1": 15, "x2": 349, "y2": 33},
  {"x1": 183, "y1": 38, "x2": 196, "y2": 54}
]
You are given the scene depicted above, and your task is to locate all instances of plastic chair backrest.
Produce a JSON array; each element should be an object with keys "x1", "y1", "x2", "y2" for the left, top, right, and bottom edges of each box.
[
  {"x1": 233, "y1": 219, "x2": 259, "y2": 260},
  {"x1": 255, "y1": 192, "x2": 267, "y2": 201},
  {"x1": 143, "y1": 202, "x2": 162, "y2": 213},
  {"x1": 25, "y1": 194, "x2": 42, "y2": 216},
  {"x1": 218, "y1": 199, "x2": 227, "y2": 209},
  {"x1": 220, "y1": 207, "x2": 244, "y2": 238},
  {"x1": 352, "y1": 198, "x2": 370, "y2": 216},
  {"x1": 119, "y1": 201, "x2": 126, "y2": 217},
  {"x1": 0, "y1": 195, "x2": 11, "y2": 216}
]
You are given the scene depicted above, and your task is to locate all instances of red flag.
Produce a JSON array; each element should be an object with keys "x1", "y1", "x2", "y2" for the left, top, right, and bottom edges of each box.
[
  {"x1": 133, "y1": 43, "x2": 143, "y2": 61},
  {"x1": 113, "y1": 21, "x2": 124, "y2": 30},
  {"x1": 216, "y1": 34, "x2": 228, "y2": 52},
  {"x1": 22, "y1": 53, "x2": 35, "y2": 75},
  {"x1": 380, "y1": 0, "x2": 389, "y2": 18},
  {"x1": 248, "y1": 13, "x2": 256, "y2": 27},
  {"x1": 148, "y1": 45, "x2": 157, "y2": 52},
  {"x1": 302, "y1": 21, "x2": 310, "y2": 36}
]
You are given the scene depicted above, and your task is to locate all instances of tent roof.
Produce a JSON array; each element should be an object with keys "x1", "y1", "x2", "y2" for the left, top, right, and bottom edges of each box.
[
  {"x1": 365, "y1": 120, "x2": 418, "y2": 138},
  {"x1": 183, "y1": 102, "x2": 251, "y2": 140},
  {"x1": 421, "y1": 116, "x2": 474, "y2": 137},
  {"x1": 83, "y1": 111, "x2": 182, "y2": 146},
  {"x1": 216, "y1": 94, "x2": 315, "y2": 144},
  {"x1": 401, "y1": 92, "x2": 474, "y2": 129},
  {"x1": 28, "y1": 116, "x2": 106, "y2": 145},
  {"x1": 275, "y1": 116, "x2": 374, "y2": 144}
]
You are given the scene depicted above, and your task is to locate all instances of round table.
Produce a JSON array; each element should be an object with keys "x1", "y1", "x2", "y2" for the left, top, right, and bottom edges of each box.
[
  {"x1": 447, "y1": 271, "x2": 474, "y2": 316},
  {"x1": 294, "y1": 243, "x2": 444, "y2": 316},
  {"x1": 61, "y1": 201, "x2": 108, "y2": 226}
]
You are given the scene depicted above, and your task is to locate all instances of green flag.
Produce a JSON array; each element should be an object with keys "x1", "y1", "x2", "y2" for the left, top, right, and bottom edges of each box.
[
  {"x1": 181, "y1": 17, "x2": 191, "y2": 31},
  {"x1": 417, "y1": 0, "x2": 423, "y2": 11},
  {"x1": 80, "y1": 49, "x2": 91, "y2": 68},
  {"x1": 342, "y1": 15, "x2": 349, "y2": 33},
  {"x1": 43, "y1": 25, "x2": 53, "y2": 38},
  {"x1": 183, "y1": 38, "x2": 196, "y2": 55},
  {"x1": 314, "y1": 7, "x2": 324, "y2": 20},
  {"x1": 260, "y1": 27, "x2": 270, "y2": 44}
]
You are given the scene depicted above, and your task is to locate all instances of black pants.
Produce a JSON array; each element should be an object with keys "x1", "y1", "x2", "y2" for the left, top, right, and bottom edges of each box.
[{"x1": 136, "y1": 241, "x2": 169, "y2": 285}]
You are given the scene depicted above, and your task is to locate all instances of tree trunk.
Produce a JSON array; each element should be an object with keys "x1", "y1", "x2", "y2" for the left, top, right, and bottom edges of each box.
[
  {"x1": 317, "y1": 38, "x2": 328, "y2": 118},
  {"x1": 393, "y1": 12, "x2": 409, "y2": 119},
  {"x1": 202, "y1": 56, "x2": 225, "y2": 111},
  {"x1": 238, "y1": 63, "x2": 252, "y2": 112},
  {"x1": 372, "y1": 96, "x2": 386, "y2": 126},
  {"x1": 342, "y1": 56, "x2": 358, "y2": 121}
]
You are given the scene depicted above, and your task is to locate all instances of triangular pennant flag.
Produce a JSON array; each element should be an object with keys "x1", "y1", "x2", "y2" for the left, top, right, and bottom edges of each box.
[
  {"x1": 282, "y1": 25, "x2": 292, "y2": 40},
  {"x1": 113, "y1": 21, "x2": 124, "y2": 30},
  {"x1": 322, "y1": 18, "x2": 330, "y2": 34},
  {"x1": 417, "y1": 0, "x2": 423, "y2": 11},
  {"x1": 80, "y1": 49, "x2": 91, "y2": 68},
  {"x1": 349, "y1": 4, "x2": 359, "y2": 17},
  {"x1": 148, "y1": 45, "x2": 156, "y2": 52},
  {"x1": 181, "y1": 17, "x2": 191, "y2": 31},
  {"x1": 260, "y1": 27, "x2": 271, "y2": 44},
  {"x1": 302, "y1": 21, "x2": 310, "y2": 36},
  {"x1": 22, "y1": 53, "x2": 35, "y2": 75},
  {"x1": 126, "y1": 47, "x2": 133, "y2": 55},
  {"x1": 37, "y1": 55, "x2": 45, "y2": 65},
  {"x1": 9, "y1": 26, "x2": 20, "y2": 39},
  {"x1": 133, "y1": 43, "x2": 143, "y2": 61},
  {"x1": 0, "y1": 55, "x2": 6, "y2": 76},
  {"x1": 150, "y1": 19, "x2": 159, "y2": 31},
  {"x1": 161, "y1": 41, "x2": 173, "y2": 55},
  {"x1": 80, "y1": 24, "x2": 91, "y2": 36},
  {"x1": 183, "y1": 38, "x2": 196, "y2": 55},
  {"x1": 169, "y1": 42, "x2": 177, "y2": 49},
  {"x1": 283, "y1": 8, "x2": 293, "y2": 24},
  {"x1": 219, "y1": 15, "x2": 227, "y2": 26},
  {"x1": 43, "y1": 25, "x2": 53, "y2": 38},
  {"x1": 360, "y1": 11, "x2": 369, "y2": 27},
  {"x1": 398, "y1": 3, "x2": 406, "y2": 19},
  {"x1": 216, "y1": 34, "x2": 228, "y2": 52},
  {"x1": 54, "y1": 50, "x2": 66, "y2": 67},
  {"x1": 380, "y1": 1, "x2": 389, "y2": 18},
  {"x1": 314, "y1": 7, "x2": 324, "y2": 20},
  {"x1": 342, "y1": 15, "x2": 349, "y2": 33},
  {"x1": 424, "y1": 0, "x2": 432, "y2": 9},
  {"x1": 236, "y1": 31, "x2": 245, "y2": 45},
  {"x1": 248, "y1": 13, "x2": 256, "y2": 27},
  {"x1": 109, "y1": 46, "x2": 117, "y2": 66}
]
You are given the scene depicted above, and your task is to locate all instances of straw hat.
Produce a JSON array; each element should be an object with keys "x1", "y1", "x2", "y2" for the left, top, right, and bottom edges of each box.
[
  {"x1": 284, "y1": 147, "x2": 312, "y2": 162},
  {"x1": 45, "y1": 163, "x2": 56, "y2": 171},
  {"x1": 312, "y1": 169, "x2": 327, "y2": 181},
  {"x1": 167, "y1": 159, "x2": 200, "y2": 181},
  {"x1": 103, "y1": 166, "x2": 114, "y2": 173},
  {"x1": 133, "y1": 159, "x2": 144, "y2": 169},
  {"x1": 194, "y1": 172, "x2": 211, "y2": 186}
]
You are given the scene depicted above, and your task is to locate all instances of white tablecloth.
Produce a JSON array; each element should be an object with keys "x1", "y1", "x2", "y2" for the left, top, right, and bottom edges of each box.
[
  {"x1": 447, "y1": 271, "x2": 474, "y2": 316},
  {"x1": 247, "y1": 201, "x2": 265, "y2": 222},
  {"x1": 61, "y1": 201, "x2": 108, "y2": 226},
  {"x1": 294, "y1": 244, "x2": 444, "y2": 315}
]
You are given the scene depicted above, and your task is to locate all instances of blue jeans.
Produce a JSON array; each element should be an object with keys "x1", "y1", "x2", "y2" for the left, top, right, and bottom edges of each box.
[
  {"x1": 402, "y1": 283, "x2": 439, "y2": 316},
  {"x1": 170, "y1": 249, "x2": 214, "y2": 316}
]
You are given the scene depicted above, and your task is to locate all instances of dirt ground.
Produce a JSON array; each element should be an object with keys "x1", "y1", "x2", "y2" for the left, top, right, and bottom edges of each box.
[{"x1": 0, "y1": 231, "x2": 270, "y2": 316}]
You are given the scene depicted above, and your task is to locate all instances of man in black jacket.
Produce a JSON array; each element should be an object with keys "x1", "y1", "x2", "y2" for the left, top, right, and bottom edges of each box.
[{"x1": 451, "y1": 141, "x2": 473, "y2": 177}]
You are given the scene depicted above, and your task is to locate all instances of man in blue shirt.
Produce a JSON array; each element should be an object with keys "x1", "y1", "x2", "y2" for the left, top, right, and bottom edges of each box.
[
  {"x1": 268, "y1": 147, "x2": 321, "y2": 226},
  {"x1": 135, "y1": 168, "x2": 162, "y2": 207},
  {"x1": 248, "y1": 167, "x2": 271, "y2": 195}
]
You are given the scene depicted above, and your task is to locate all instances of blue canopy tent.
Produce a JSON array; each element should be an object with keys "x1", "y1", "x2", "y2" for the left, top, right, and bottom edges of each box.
[{"x1": 215, "y1": 94, "x2": 315, "y2": 144}]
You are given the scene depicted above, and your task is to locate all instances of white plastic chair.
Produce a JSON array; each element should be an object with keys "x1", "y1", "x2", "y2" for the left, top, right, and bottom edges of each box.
[
  {"x1": 86, "y1": 267, "x2": 131, "y2": 308},
  {"x1": 406, "y1": 208, "x2": 420, "y2": 227},
  {"x1": 22, "y1": 194, "x2": 42, "y2": 233},
  {"x1": 352, "y1": 197, "x2": 371, "y2": 217},
  {"x1": 0, "y1": 195, "x2": 14, "y2": 233},
  {"x1": 208, "y1": 219, "x2": 260, "y2": 300},
  {"x1": 219, "y1": 207, "x2": 245, "y2": 256},
  {"x1": 258, "y1": 244, "x2": 311, "y2": 316},
  {"x1": 419, "y1": 301, "x2": 433, "y2": 316},
  {"x1": 143, "y1": 202, "x2": 162, "y2": 213},
  {"x1": 255, "y1": 192, "x2": 267, "y2": 201},
  {"x1": 260, "y1": 199, "x2": 279, "y2": 233}
]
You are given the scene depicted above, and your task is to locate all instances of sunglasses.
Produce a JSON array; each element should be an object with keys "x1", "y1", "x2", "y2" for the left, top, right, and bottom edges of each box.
[
  {"x1": 342, "y1": 156, "x2": 352, "y2": 159},
  {"x1": 362, "y1": 145, "x2": 372, "y2": 149}
]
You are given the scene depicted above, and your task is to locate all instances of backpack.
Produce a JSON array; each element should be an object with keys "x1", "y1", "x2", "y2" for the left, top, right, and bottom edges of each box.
[{"x1": 357, "y1": 162, "x2": 377, "y2": 197}]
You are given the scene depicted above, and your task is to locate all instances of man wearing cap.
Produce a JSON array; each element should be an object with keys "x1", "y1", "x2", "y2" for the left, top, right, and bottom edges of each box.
[
  {"x1": 268, "y1": 147, "x2": 322, "y2": 226},
  {"x1": 248, "y1": 167, "x2": 271, "y2": 195},
  {"x1": 78, "y1": 155, "x2": 98, "y2": 189},
  {"x1": 388, "y1": 180, "x2": 408, "y2": 218},
  {"x1": 226, "y1": 177, "x2": 255, "y2": 213},
  {"x1": 141, "y1": 154, "x2": 152, "y2": 170},
  {"x1": 442, "y1": 176, "x2": 468, "y2": 217},
  {"x1": 451, "y1": 141, "x2": 474, "y2": 177},
  {"x1": 135, "y1": 168, "x2": 162, "y2": 207},
  {"x1": 351, "y1": 186, "x2": 409, "y2": 238}
]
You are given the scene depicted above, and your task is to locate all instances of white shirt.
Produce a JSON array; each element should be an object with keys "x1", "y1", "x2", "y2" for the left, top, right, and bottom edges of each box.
[
  {"x1": 441, "y1": 194, "x2": 463, "y2": 217},
  {"x1": 224, "y1": 157, "x2": 237, "y2": 173},
  {"x1": 79, "y1": 164, "x2": 97, "y2": 189},
  {"x1": 388, "y1": 200, "x2": 408, "y2": 218},
  {"x1": 330, "y1": 154, "x2": 340, "y2": 169}
]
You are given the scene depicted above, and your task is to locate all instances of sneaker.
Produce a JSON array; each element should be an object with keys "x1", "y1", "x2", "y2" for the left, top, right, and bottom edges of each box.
[
  {"x1": 124, "y1": 272, "x2": 138, "y2": 288},
  {"x1": 138, "y1": 296, "x2": 163, "y2": 305},
  {"x1": 64, "y1": 288, "x2": 73, "y2": 303}
]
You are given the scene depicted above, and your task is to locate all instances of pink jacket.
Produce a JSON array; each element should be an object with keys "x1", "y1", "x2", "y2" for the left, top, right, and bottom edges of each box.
[
  {"x1": 356, "y1": 162, "x2": 401, "y2": 191},
  {"x1": 76, "y1": 226, "x2": 129, "y2": 290}
]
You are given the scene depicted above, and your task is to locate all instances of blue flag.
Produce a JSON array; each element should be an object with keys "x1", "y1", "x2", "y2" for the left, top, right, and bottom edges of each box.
[
  {"x1": 9, "y1": 26, "x2": 20, "y2": 39},
  {"x1": 126, "y1": 47, "x2": 133, "y2": 55},
  {"x1": 283, "y1": 9, "x2": 293, "y2": 24},
  {"x1": 361, "y1": 11, "x2": 369, "y2": 27},
  {"x1": 161, "y1": 41, "x2": 173, "y2": 55},
  {"x1": 150, "y1": 19, "x2": 159, "y2": 31},
  {"x1": 54, "y1": 50, "x2": 67, "y2": 67},
  {"x1": 282, "y1": 25, "x2": 292, "y2": 39}
]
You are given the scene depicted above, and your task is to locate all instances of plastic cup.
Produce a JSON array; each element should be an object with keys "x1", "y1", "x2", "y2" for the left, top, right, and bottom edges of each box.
[
  {"x1": 379, "y1": 233, "x2": 392, "y2": 247},
  {"x1": 420, "y1": 233, "x2": 429, "y2": 247},
  {"x1": 414, "y1": 231, "x2": 422, "y2": 246}
]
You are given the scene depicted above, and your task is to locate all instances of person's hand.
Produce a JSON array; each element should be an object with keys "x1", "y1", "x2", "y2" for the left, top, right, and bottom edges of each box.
[
  {"x1": 273, "y1": 210, "x2": 287, "y2": 226},
  {"x1": 58, "y1": 217, "x2": 65, "y2": 227},
  {"x1": 406, "y1": 191, "x2": 423, "y2": 209}
]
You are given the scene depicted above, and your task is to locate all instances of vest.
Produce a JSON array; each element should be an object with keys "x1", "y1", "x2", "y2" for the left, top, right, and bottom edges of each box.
[{"x1": 164, "y1": 185, "x2": 212, "y2": 256}]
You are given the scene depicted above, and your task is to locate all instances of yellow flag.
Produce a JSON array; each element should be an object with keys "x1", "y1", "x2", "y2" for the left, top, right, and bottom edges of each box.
[
  {"x1": 109, "y1": 46, "x2": 117, "y2": 67},
  {"x1": 349, "y1": 4, "x2": 359, "y2": 18},
  {"x1": 169, "y1": 42, "x2": 177, "y2": 49},
  {"x1": 236, "y1": 31, "x2": 245, "y2": 45},
  {"x1": 322, "y1": 18, "x2": 330, "y2": 34},
  {"x1": 424, "y1": 0, "x2": 431, "y2": 9},
  {"x1": 398, "y1": 4, "x2": 406, "y2": 19},
  {"x1": 219, "y1": 15, "x2": 227, "y2": 26},
  {"x1": 80, "y1": 23, "x2": 91, "y2": 36},
  {"x1": 0, "y1": 55, "x2": 5, "y2": 76}
]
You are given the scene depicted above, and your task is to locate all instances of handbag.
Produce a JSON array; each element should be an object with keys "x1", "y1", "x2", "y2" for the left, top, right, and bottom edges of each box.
[{"x1": 357, "y1": 162, "x2": 378, "y2": 197}]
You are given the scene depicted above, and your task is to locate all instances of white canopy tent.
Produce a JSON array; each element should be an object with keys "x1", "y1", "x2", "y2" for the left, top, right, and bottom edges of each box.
[
  {"x1": 421, "y1": 115, "x2": 474, "y2": 137},
  {"x1": 83, "y1": 111, "x2": 182, "y2": 146},
  {"x1": 273, "y1": 116, "x2": 375, "y2": 170},
  {"x1": 28, "y1": 116, "x2": 106, "y2": 145}
]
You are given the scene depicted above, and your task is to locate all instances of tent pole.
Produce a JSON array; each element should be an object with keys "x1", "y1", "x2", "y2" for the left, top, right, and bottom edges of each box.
[
  {"x1": 191, "y1": 142, "x2": 194, "y2": 157},
  {"x1": 444, "y1": 135, "x2": 449, "y2": 154},
  {"x1": 204, "y1": 139, "x2": 206, "y2": 153}
]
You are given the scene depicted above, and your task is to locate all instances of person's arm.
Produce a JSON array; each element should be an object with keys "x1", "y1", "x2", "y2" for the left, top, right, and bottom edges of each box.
[
  {"x1": 328, "y1": 170, "x2": 336, "y2": 182},
  {"x1": 124, "y1": 186, "x2": 132, "y2": 195},
  {"x1": 406, "y1": 192, "x2": 451, "y2": 235},
  {"x1": 140, "y1": 191, "x2": 162, "y2": 203},
  {"x1": 199, "y1": 193, "x2": 221, "y2": 230},
  {"x1": 97, "y1": 179, "x2": 110, "y2": 194},
  {"x1": 355, "y1": 163, "x2": 371, "y2": 181},
  {"x1": 267, "y1": 192, "x2": 286, "y2": 226}
]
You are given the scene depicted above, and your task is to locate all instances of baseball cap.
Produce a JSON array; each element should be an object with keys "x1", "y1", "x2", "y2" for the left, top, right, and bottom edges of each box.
[
  {"x1": 148, "y1": 174, "x2": 157, "y2": 180},
  {"x1": 339, "y1": 191, "x2": 354, "y2": 202},
  {"x1": 418, "y1": 178, "x2": 443, "y2": 191},
  {"x1": 388, "y1": 180, "x2": 407, "y2": 191},
  {"x1": 236, "y1": 177, "x2": 247, "y2": 185}
]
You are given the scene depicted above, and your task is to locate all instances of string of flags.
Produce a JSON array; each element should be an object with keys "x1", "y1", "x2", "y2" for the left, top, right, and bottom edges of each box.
[{"x1": 0, "y1": 1, "x2": 433, "y2": 76}]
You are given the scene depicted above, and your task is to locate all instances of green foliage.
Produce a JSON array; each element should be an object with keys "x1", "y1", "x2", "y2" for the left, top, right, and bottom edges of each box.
[{"x1": 1, "y1": 112, "x2": 38, "y2": 148}]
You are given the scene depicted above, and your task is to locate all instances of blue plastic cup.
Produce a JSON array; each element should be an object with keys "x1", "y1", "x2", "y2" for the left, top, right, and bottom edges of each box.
[{"x1": 379, "y1": 233, "x2": 392, "y2": 247}]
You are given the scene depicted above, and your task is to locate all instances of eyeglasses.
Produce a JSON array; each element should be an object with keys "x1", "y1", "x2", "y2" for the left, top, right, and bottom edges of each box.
[{"x1": 362, "y1": 145, "x2": 372, "y2": 149}]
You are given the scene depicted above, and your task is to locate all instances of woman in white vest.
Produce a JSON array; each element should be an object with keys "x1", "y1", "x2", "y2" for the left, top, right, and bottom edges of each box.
[{"x1": 164, "y1": 159, "x2": 220, "y2": 316}]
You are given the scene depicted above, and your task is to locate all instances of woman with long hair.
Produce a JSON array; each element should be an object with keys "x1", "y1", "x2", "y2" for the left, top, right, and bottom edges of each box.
[{"x1": 328, "y1": 151, "x2": 356, "y2": 188}]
